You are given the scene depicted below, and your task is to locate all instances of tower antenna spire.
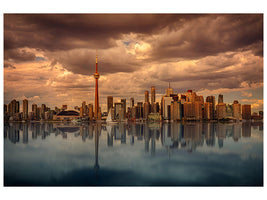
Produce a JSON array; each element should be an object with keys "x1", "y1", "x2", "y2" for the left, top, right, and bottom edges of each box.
[{"x1": 96, "y1": 49, "x2": 98, "y2": 65}]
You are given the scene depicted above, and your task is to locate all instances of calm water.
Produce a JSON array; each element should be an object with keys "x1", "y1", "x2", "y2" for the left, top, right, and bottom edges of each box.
[{"x1": 4, "y1": 121, "x2": 263, "y2": 186}]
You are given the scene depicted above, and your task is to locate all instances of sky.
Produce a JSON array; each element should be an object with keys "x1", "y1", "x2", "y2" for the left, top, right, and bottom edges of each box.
[{"x1": 3, "y1": 14, "x2": 263, "y2": 112}]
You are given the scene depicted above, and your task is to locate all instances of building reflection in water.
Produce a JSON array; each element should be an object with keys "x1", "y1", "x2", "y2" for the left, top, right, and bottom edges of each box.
[
  {"x1": 4, "y1": 121, "x2": 261, "y2": 160},
  {"x1": 94, "y1": 123, "x2": 101, "y2": 174}
]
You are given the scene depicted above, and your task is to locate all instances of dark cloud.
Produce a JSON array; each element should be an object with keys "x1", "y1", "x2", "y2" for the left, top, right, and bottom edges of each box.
[
  {"x1": 149, "y1": 14, "x2": 263, "y2": 61},
  {"x1": 4, "y1": 49, "x2": 36, "y2": 62},
  {"x1": 4, "y1": 14, "x2": 198, "y2": 51},
  {"x1": 4, "y1": 14, "x2": 263, "y2": 75},
  {"x1": 4, "y1": 61, "x2": 16, "y2": 69}
]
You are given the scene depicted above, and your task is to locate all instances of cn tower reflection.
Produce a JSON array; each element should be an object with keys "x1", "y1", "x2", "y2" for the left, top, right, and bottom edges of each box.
[{"x1": 94, "y1": 123, "x2": 101, "y2": 174}]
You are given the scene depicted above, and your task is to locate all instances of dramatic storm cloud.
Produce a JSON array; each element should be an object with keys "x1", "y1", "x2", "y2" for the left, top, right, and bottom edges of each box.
[{"x1": 4, "y1": 14, "x2": 263, "y2": 112}]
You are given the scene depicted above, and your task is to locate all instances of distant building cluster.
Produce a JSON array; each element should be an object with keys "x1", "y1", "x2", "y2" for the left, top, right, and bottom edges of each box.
[{"x1": 4, "y1": 85, "x2": 263, "y2": 122}]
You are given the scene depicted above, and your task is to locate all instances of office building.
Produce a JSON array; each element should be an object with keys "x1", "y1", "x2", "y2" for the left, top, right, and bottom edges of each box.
[
  {"x1": 162, "y1": 96, "x2": 173, "y2": 120},
  {"x1": 151, "y1": 86, "x2": 155, "y2": 103},
  {"x1": 216, "y1": 103, "x2": 226, "y2": 119},
  {"x1": 88, "y1": 104, "x2": 94, "y2": 120},
  {"x1": 233, "y1": 100, "x2": 242, "y2": 120},
  {"x1": 165, "y1": 83, "x2": 173, "y2": 96},
  {"x1": 15, "y1": 101, "x2": 20, "y2": 113},
  {"x1": 137, "y1": 102, "x2": 143, "y2": 119},
  {"x1": 23, "y1": 99, "x2": 28, "y2": 120},
  {"x1": 41, "y1": 104, "x2": 46, "y2": 119},
  {"x1": 107, "y1": 96, "x2": 113, "y2": 113},
  {"x1": 151, "y1": 102, "x2": 159, "y2": 113},
  {"x1": 206, "y1": 96, "x2": 215, "y2": 119},
  {"x1": 186, "y1": 90, "x2": 193, "y2": 102},
  {"x1": 114, "y1": 102, "x2": 122, "y2": 120},
  {"x1": 121, "y1": 99, "x2": 126, "y2": 117},
  {"x1": 32, "y1": 103, "x2": 37, "y2": 120},
  {"x1": 194, "y1": 101, "x2": 203, "y2": 120},
  {"x1": 130, "y1": 97, "x2": 134, "y2": 108},
  {"x1": 218, "y1": 94, "x2": 223, "y2": 104},
  {"x1": 143, "y1": 102, "x2": 150, "y2": 119},
  {"x1": 145, "y1": 90, "x2": 149, "y2": 103},
  {"x1": 170, "y1": 101, "x2": 182, "y2": 121},
  {"x1": 204, "y1": 102, "x2": 212, "y2": 120},
  {"x1": 242, "y1": 104, "x2": 251, "y2": 120}
]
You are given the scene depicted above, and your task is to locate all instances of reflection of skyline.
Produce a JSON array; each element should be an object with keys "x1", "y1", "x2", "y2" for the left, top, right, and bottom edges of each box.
[{"x1": 4, "y1": 122, "x2": 257, "y2": 155}]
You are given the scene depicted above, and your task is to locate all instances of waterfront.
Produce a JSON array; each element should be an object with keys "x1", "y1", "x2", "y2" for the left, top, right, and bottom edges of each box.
[{"x1": 4, "y1": 121, "x2": 263, "y2": 186}]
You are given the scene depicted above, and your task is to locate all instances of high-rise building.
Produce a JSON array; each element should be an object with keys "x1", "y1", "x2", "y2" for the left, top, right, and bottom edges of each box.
[
  {"x1": 206, "y1": 96, "x2": 215, "y2": 119},
  {"x1": 107, "y1": 96, "x2": 113, "y2": 113},
  {"x1": 94, "y1": 51, "x2": 100, "y2": 120},
  {"x1": 37, "y1": 107, "x2": 41, "y2": 120},
  {"x1": 79, "y1": 107, "x2": 84, "y2": 117},
  {"x1": 41, "y1": 104, "x2": 46, "y2": 119},
  {"x1": 194, "y1": 101, "x2": 203, "y2": 120},
  {"x1": 88, "y1": 104, "x2": 94, "y2": 120},
  {"x1": 218, "y1": 94, "x2": 223, "y2": 104},
  {"x1": 162, "y1": 96, "x2": 173, "y2": 120},
  {"x1": 151, "y1": 86, "x2": 155, "y2": 103},
  {"x1": 82, "y1": 101, "x2": 87, "y2": 117},
  {"x1": 130, "y1": 97, "x2": 134, "y2": 108},
  {"x1": 137, "y1": 102, "x2": 143, "y2": 119},
  {"x1": 23, "y1": 99, "x2": 28, "y2": 120},
  {"x1": 151, "y1": 102, "x2": 159, "y2": 113},
  {"x1": 114, "y1": 103, "x2": 122, "y2": 120},
  {"x1": 204, "y1": 102, "x2": 212, "y2": 120},
  {"x1": 121, "y1": 99, "x2": 126, "y2": 117},
  {"x1": 11, "y1": 99, "x2": 17, "y2": 116},
  {"x1": 186, "y1": 90, "x2": 193, "y2": 102},
  {"x1": 233, "y1": 100, "x2": 241, "y2": 120},
  {"x1": 15, "y1": 101, "x2": 20, "y2": 113},
  {"x1": 165, "y1": 83, "x2": 173, "y2": 97},
  {"x1": 242, "y1": 104, "x2": 251, "y2": 120},
  {"x1": 145, "y1": 91, "x2": 149, "y2": 103},
  {"x1": 170, "y1": 101, "x2": 182, "y2": 121},
  {"x1": 32, "y1": 103, "x2": 37, "y2": 120},
  {"x1": 216, "y1": 103, "x2": 226, "y2": 119},
  {"x1": 143, "y1": 102, "x2": 150, "y2": 119},
  {"x1": 226, "y1": 104, "x2": 233, "y2": 117}
]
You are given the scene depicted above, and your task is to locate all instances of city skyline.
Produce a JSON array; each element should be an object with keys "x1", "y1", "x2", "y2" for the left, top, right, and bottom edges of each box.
[{"x1": 4, "y1": 14, "x2": 263, "y2": 112}]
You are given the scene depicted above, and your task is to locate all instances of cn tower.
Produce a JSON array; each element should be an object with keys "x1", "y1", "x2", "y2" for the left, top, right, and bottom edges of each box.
[{"x1": 94, "y1": 51, "x2": 100, "y2": 120}]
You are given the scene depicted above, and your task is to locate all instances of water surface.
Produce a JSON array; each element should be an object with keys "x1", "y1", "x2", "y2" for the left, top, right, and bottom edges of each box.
[{"x1": 4, "y1": 121, "x2": 263, "y2": 186}]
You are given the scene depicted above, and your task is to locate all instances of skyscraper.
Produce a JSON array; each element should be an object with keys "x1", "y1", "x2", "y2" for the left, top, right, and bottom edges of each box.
[
  {"x1": 216, "y1": 103, "x2": 226, "y2": 119},
  {"x1": 23, "y1": 99, "x2": 28, "y2": 120},
  {"x1": 218, "y1": 94, "x2": 223, "y2": 104},
  {"x1": 130, "y1": 97, "x2": 134, "y2": 108},
  {"x1": 121, "y1": 99, "x2": 126, "y2": 117},
  {"x1": 145, "y1": 90, "x2": 149, "y2": 103},
  {"x1": 82, "y1": 101, "x2": 87, "y2": 117},
  {"x1": 107, "y1": 96, "x2": 113, "y2": 113},
  {"x1": 204, "y1": 102, "x2": 212, "y2": 120},
  {"x1": 15, "y1": 101, "x2": 20, "y2": 114},
  {"x1": 94, "y1": 51, "x2": 100, "y2": 120},
  {"x1": 88, "y1": 104, "x2": 94, "y2": 120},
  {"x1": 32, "y1": 103, "x2": 37, "y2": 120},
  {"x1": 233, "y1": 100, "x2": 242, "y2": 120},
  {"x1": 151, "y1": 86, "x2": 156, "y2": 103},
  {"x1": 206, "y1": 96, "x2": 215, "y2": 119},
  {"x1": 166, "y1": 83, "x2": 173, "y2": 96},
  {"x1": 41, "y1": 104, "x2": 46, "y2": 119},
  {"x1": 242, "y1": 104, "x2": 251, "y2": 120},
  {"x1": 11, "y1": 99, "x2": 17, "y2": 116}
]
